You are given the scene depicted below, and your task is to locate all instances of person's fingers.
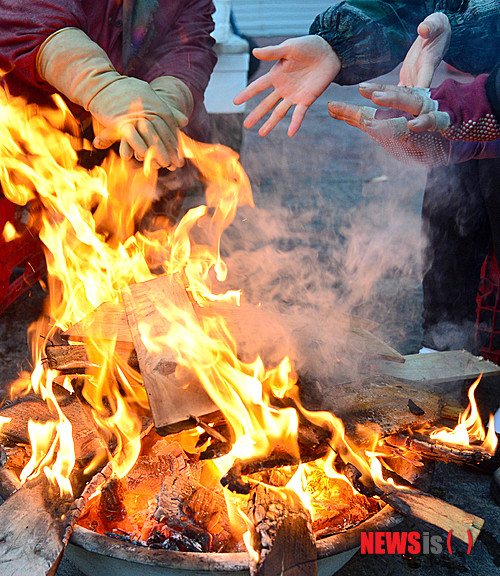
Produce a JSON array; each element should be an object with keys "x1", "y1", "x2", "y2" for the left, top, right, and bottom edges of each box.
[
  {"x1": 327, "y1": 101, "x2": 375, "y2": 129},
  {"x1": 408, "y1": 110, "x2": 450, "y2": 132},
  {"x1": 149, "y1": 119, "x2": 183, "y2": 168},
  {"x1": 370, "y1": 90, "x2": 425, "y2": 116},
  {"x1": 417, "y1": 22, "x2": 431, "y2": 39},
  {"x1": 288, "y1": 104, "x2": 308, "y2": 137},
  {"x1": 120, "y1": 123, "x2": 149, "y2": 161},
  {"x1": 93, "y1": 127, "x2": 120, "y2": 149},
  {"x1": 359, "y1": 82, "x2": 406, "y2": 99},
  {"x1": 259, "y1": 99, "x2": 292, "y2": 136},
  {"x1": 233, "y1": 74, "x2": 273, "y2": 105},
  {"x1": 407, "y1": 113, "x2": 437, "y2": 131},
  {"x1": 418, "y1": 12, "x2": 449, "y2": 39},
  {"x1": 364, "y1": 116, "x2": 409, "y2": 140},
  {"x1": 119, "y1": 138, "x2": 134, "y2": 160},
  {"x1": 252, "y1": 44, "x2": 290, "y2": 62},
  {"x1": 243, "y1": 90, "x2": 282, "y2": 129},
  {"x1": 135, "y1": 120, "x2": 173, "y2": 168}
]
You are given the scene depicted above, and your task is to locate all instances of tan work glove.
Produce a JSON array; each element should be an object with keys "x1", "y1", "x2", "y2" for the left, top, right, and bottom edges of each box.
[{"x1": 37, "y1": 28, "x2": 193, "y2": 169}]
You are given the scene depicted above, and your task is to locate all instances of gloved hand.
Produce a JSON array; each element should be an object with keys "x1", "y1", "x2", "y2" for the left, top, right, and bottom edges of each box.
[
  {"x1": 115, "y1": 76, "x2": 194, "y2": 168},
  {"x1": 399, "y1": 12, "x2": 451, "y2": 88},
  {"x1": 358, "y1": 80, "x2": 500, "y2": 141},
  {"x1": 233, "y1": 35, "x2": 341, "y2": 137},
  {"x1": 327, "y1": 98, "x2": 451, "y2": 167},
  {"x1": 37, "y1": 28, "x2": 193, "y2": 169},
  {"x1": 357, "y1": 83, "x2": 451, "y2": 132}
]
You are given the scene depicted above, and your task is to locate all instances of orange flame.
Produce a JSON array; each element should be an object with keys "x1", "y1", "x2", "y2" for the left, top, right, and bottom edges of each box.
[
  {"x1": 0, "y1": 85, "x2": 298, "y2": 497},
  {"x1": 430, "y1": 376, "x2": 498, "y2": 454},
  {"x1": 0, "y1": 79, "x2": 400, "y2": 525}
]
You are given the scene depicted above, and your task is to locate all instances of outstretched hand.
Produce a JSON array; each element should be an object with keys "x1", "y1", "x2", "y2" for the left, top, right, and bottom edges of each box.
[
  {"x1": 233, "y1": 36, "x2": 341, "y2": 137},
  {"x1": 399, "y1": 12, "x2": 451, "y2": 88},
  {"x1": 357, "y1": 83, "x2": 450, "y2": 131},
  {"x1": 328, "y1": 85, "x2": 451, "y2": 167}
]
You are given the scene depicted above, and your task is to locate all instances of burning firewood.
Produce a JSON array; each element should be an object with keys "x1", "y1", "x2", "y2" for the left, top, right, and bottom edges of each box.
[
  {"x1": 0, "y1": 386, "x2": 108, "y2": 466},
  {"x1": 61, "y1": 300, "x2": 132, "y2": 344},
  {"x1": 122, "y1": 273, "x2": 219, "y2": 435},
  {"x1": 45, "y1": 344, "x2": 139, "y2": 373},
  {"x1": 0, "y1": 384, "x2": 113, "y2": 576},
  {"x1": 153, "y1": 472, "x2": 233, "y2": 552},
  {"x1": 246, "y1": 483, "x2": 317, "y2": 576},
  {"x1": 384, "y1": 431, "x2": 495, "y2": 466},
  {"x1": 339, "y1": 462, "x2": 484, "y2": 545},
  {"x1": 98, "y1": 476, "x2": 126, "y2": 523},
  {"x1": 76, "y1": 436, "x2": 235, "y2": 552}
]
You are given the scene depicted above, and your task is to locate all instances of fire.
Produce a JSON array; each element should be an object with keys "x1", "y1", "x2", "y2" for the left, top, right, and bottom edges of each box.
[
  {"x1": 0, "y1": 416, "x2": 11, "y2": 429},
  {"x1": 0, "y1": 84, "x2": 298, "y2": 500},
  {"x1": 430, "y1": 376, "x2": 498, "y2": 454},
  {"x1": 1, "y1": 220, "x2": 20, "y2": 242},
  {"x1": 0, "y1": 79, "x2": 437, "y2": 554}
]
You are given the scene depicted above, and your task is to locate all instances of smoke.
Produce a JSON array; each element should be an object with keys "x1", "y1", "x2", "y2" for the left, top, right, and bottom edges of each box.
[{"x1": 208, "y1": 143, "x2": 427, "y2": 384}]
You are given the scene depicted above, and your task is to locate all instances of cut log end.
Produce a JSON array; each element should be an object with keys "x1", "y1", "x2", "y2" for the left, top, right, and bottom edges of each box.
[{"x1": 247, "y1": 484, "x2": 317, "y2": 576}]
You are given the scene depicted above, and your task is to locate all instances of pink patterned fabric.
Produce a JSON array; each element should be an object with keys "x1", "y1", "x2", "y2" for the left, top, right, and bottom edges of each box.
[{"x1": 431, "y1": 75, "x2": 500, "y2": 141}]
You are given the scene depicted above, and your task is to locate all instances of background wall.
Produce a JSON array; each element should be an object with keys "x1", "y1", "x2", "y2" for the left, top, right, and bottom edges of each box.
[{"x1": 231, "y1": 1, "x2": 332, "y2": 37}]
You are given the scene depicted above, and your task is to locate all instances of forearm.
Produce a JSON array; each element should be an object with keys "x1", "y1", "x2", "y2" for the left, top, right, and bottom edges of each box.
[
  {"x1": 486, "y1": 64, "x2": 500, "y2": 124},
  {"x1": 443, "y1": 0, "x2": 500, "y2": 75},
  {"x1": 0, "y1": 0, "x2": 87, "y2": 94},
  {"x1": 449, "y1": 139, "x2": 500, "y2": 163},
  {"x1": 309, "y1": 0, "x2": 427, "y2": 85}
]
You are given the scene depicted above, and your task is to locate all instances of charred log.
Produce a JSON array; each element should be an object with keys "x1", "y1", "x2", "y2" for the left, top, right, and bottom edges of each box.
[
  {"x1": 384, "y1": 432, "x2": 494, "y2": 466},
  {"x1": 45, "y1": 344, "x2": 139, "y2": 373},
  {"x1": 246, "y1": 483, "x2": 317, "y2": 576},
  {"x1": 98, "y1": 476, "x2": 126, "y2": 522},
  {"x1": 0, "y1": 386, "x2": 108, "y2": 467},
  {"x1": 221, "y1": 439, "x2": 330, "y2": 495},
  {"x1": 338, "y1": 462, "x2": 484, "y2": 545},
  {"x1": 154, "y1": 472, "x2": 232, "y2": 552}
]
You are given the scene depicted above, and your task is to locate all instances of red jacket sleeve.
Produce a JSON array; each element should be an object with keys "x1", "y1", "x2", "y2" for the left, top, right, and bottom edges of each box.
[
  {"x1": 136, "y1": 0, "x2": 217, "y2": 111},
  {"x1": 133, "y1": 0, "x2": 217, "y2": 142},
  {"x1": 0, "y1": 0, "x2": 88, "y2": 95}
]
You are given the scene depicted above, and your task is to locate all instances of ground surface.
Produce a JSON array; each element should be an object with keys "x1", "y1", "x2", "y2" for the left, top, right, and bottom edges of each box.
[{"x1": 0, "y1": 36, "x2": 499, "y2": 576}]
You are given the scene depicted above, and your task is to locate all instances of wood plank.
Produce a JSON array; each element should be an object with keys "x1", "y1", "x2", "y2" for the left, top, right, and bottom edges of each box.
[
  {"x1": 378, "y1": 350, "x2": 500, "y2": 385},
  {"x1": 347, "y1": 327, "x2": 405, "y2": 363},
  {"x1": 61, "y1": 300, "x2": 132, "y2": 343},
  {"x1": 122, "y1": 274, "x2": 217, "y2": 434},
  {"x1": 300, "y1": 375, "x2": 443, "y2": 442}
]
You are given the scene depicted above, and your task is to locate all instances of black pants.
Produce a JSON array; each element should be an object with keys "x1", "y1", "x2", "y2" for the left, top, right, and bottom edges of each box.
[{"x1": 422, "y1": 157, "x2": 500, "y2": 352}]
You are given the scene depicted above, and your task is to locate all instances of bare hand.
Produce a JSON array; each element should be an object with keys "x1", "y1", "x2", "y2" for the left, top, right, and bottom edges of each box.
[
  {"x1": 399, "y1": 12, "x2": 451, "y2": 88},
  {"x1": 233, "y1": 36, "x2": 341, "y2": 137}
]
